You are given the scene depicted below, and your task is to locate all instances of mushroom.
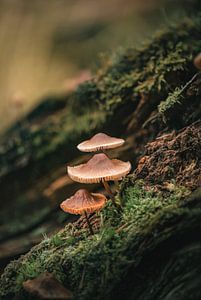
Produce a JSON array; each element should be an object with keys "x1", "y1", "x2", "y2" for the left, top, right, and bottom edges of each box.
[
  {"x1": 77, "y1": 132, "x2": 125, "y2": 153},
  {"x1": 194, "y1": 52, "x2": 201, "y2": 70},
  {"x1": 67, "y1": 153, "x2": 131, "y2": 210},
  {"x1": 60, "y1": 189, "x2": 106, "y2": 235}
]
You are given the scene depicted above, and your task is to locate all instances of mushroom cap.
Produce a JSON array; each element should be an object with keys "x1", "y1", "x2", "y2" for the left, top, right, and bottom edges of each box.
[
  {"x1": 194, "y1": 52, "x2": 201, "y2": 70},
  {"x1": 77, "y1": 133, "x2": 125, "y2": 152},
  {"x1": 60, "y1": 189, "x2": 106, "y2": 215},
  {"x1": 67, "y1": 153, "x2": 131, "y2": 183}
]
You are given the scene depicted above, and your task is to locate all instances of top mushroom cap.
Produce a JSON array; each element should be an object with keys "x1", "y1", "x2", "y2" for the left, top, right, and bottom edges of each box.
[
  {"x1": 67, "y1": 153, "x2": 131, "y2": 183},
  {"x1": 60, "y1": 189, "x2": 106, "y2": 215},
  {"x1": 77, "y1": 133, "x2": 125, "y2": 152}
]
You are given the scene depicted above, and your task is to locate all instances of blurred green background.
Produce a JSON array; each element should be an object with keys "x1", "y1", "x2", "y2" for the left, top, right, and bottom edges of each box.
[{"x1": 0, "y1": 0, "x2": 188, "y2": 131}]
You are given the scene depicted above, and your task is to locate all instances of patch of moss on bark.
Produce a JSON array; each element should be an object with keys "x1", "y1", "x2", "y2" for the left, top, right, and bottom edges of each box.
[
  {"x1": 2, "y1": 14, "x2": 201, "y2": 184},
  {"x1": 158, "y1": 72, "x2": 201, "y2": 127},
  {"x1": 1, "y1": 9, "x2": 201, "y2": 300},
  {"x1": 0, "y1": 182, "x2": 195, "y2": 300},
  {"x1": 96, "y1": 15, "x2": 201, "y2": 115}
]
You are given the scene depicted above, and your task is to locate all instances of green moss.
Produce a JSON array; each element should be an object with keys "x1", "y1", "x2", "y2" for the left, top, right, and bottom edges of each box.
[
  {"x1": 33, "y1": 109, "x2": 106, "y2": 160},
  {"x1": 0, "y1": 108, "x2": 105, "y2": 180},
  {"x1": 70, "y1": 81, "x2": 100, "y2": 115},
  {"x1": 16, "y1": 258, "x2": 41, "y2": 287},
  {"x1": 96, "y1": 16, "x2": 201, "y2": 113},
  {"x1": 2, "y1": 14, "x2": 201, "y2": 180},
  {"x1": 0, "y1": 182, "x2": 192, "y2": 299},
  {"x1": 158, "y1": 87, "x2": 184, "y2": 116},
  {"x1": 1, "y1": 11, "x2": 201, "y2": 300}
]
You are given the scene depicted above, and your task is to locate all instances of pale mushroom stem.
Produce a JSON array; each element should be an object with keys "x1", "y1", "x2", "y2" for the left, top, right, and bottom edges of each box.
[
  {"x1": 84, "y1": 211, "x2": 94, "y2": 235},
  {"x1": 102, "y1": 181, "x2": 122, "y2": 211}
]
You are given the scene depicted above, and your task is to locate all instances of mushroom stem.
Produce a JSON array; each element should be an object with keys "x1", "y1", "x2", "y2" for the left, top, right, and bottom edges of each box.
[
  {"x1": 102, "y1": 181, "x2": 122, "y2": 211},
  {"x1": 84, "y1": 211, "x2": 94, "y2": 235}
]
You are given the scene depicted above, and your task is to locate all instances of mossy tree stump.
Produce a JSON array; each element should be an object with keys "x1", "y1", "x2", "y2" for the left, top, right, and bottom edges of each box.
[{"x1": 1, "y1": 8, "x2": 201, "y2": 300}]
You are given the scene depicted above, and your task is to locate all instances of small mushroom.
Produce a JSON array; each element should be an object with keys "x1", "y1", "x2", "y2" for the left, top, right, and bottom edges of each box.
[
  {"x1": 60, "y1": 189, "x2": 106, "y2": 234},
  {"x1": 77, "y1": 132, "x2": 125, "y2": 152},
  {"x1": 67, "y1": 153, "x2": 131, "y2": 210},
  {"x1": 194, "y1": 52, "x2": 201, "y2": 70}
]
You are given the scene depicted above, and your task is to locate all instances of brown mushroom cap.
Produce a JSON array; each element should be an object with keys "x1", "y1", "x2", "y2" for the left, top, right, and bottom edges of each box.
[
  {"x1": 194, "y1": 52, "x2": 201, "y2": 70},
  {"x1": 67, "y1": 153, "x2": 131, "y2": 183},
  {"x1": 77, "y1": 133, "x2": 125, "y2": 152},
  {"x1": 60, "y1": 189, "x2": 106, "y2": 215}
]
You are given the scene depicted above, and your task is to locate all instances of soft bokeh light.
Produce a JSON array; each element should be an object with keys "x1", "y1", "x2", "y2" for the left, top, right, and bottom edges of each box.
[{"x1": 0, "y1": 0, "x2": 186, "y2": 130}]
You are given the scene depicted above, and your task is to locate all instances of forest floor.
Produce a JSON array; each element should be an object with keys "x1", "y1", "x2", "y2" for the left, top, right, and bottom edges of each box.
[{"x1": 0, "y1": 4, "x2": 201, "y2": 300}]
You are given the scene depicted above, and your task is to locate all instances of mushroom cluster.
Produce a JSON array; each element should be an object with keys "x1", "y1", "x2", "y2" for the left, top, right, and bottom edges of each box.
[{"x1": 60, "y1": 133, "x2": 131, "y2": 234}]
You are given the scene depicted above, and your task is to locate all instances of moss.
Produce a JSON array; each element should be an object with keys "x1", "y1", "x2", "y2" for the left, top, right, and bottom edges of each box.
[
  {"x1": 33, "y1": 110, "x2": 105, "y2": 160},
  {"x1": 0, "y1": 108, "x2": 105, "y2": 180},
  {"x1": 95, "y1": 16, "x2": 201, "y2": 114},
  {"x1": 0, "y1": 182, "x2": 194, "y2": 300},
  {"x1": 158, "y1": 87, "x2": 184, "y2": 116},
  {"x1": 1, "y1": 10, "x2": 201, "y2": 300},
  {"x1": 70, "y1": 81, "x2": 100, "y2": 115},
  {"x1": 159, "y1": 74, "x2": 201, "y2": 129},
  {"x1": 2, "y1": 14, "x2": 201, "y2": 182}
]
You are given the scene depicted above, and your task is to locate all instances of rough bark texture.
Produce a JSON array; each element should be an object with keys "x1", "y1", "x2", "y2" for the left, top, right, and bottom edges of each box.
[{"x1": 1, "y1": 7, "x2": 201, "y2": 300}]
